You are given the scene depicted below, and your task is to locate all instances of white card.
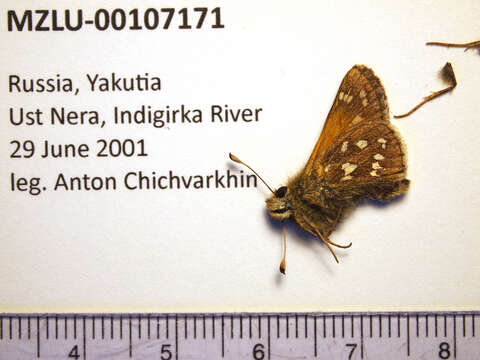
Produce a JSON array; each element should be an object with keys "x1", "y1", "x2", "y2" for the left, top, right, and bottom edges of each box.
[{"x1": 1, "y1": 0, "x2": 479, "y2": 312}]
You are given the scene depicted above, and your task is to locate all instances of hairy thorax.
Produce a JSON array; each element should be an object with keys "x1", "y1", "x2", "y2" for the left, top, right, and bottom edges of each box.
[{"x1": 266, "y1": 175, "x2": 344, "y2": 238}]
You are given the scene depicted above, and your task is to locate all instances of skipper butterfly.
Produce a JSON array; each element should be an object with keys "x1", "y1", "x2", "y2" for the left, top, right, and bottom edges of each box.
[{"x1": 230, "y1": 65, "x2": 409, "y2": 274}]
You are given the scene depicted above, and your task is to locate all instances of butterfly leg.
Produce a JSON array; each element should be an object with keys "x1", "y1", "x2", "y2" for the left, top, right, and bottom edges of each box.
[
  {"x1": 325, "y1": 207, "x2": 343, "y2": 237},
  {"x1": 322, "y1": 236, "x2": 352, "y2": 249},
  {"x1": 315, "y1": 229, "x2": 339, "y2": 263},
  {"x1": 324, "y1": 206, "x2": 352, "y2": 249},
  {"x1": 324, "y1": 237, "x2": 352, "y2": 249},
  {"x1": 300, "y1": 213, "x2": 351, "y2": 263}
]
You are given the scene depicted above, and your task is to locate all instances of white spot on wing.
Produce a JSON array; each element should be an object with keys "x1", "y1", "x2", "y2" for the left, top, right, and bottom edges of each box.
[
  {"x1": 352, "y1": 115, "x2": 363, "y2": 124},
  {"x1": 339, "y1": 91, "x2": 344, "y2": 101},
  {"x1": 359, "y1": 89, "x2": 366, "y2": 98},
  {"x1": 378, "y1": 138, "x2": 387, "y2": 149},
  {"x1": 341, "y1": 141, "x2": 348, "y2": 153},
  {"x1": 372, "y1": 162, "x2": 383, "y2": 170},
  {"x1": 325, "y1": 164, "x2": 330, "y2": 172},
  {"x1": 341, "y1": 175, "x2": 352, "y2": 181},
  {"x1": 342, "y1": 162, "x2": 357, "y2": 176},
  {"x1": 362, "y1": 98, "x2": 368, "y2": 107},
  {"x1": 374, "y1": 153, "x2": 385, "y2": 160},
  {"x1": 370, "y1": 170, "x2": 379, "y2": 177},
  {"x1": 356, "y1": 140, "x2": 368, "y2": 149}
]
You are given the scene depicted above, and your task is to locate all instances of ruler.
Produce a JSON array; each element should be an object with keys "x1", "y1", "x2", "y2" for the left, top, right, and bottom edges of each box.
[{"x1": 0, "y1": 312, "x2": 478, "y2": 359}]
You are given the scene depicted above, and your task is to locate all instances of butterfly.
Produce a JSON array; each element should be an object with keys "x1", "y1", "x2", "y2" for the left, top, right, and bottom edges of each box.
[{"x1": 230, "y1": 65, "x2": 409, "y2": 273}]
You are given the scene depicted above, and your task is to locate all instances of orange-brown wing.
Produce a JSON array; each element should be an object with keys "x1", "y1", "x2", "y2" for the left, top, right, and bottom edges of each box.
[
  {"x1": 303, "y1": 65, "x2": 390, "y2": 178},
  {"x1": 303, "y1": 121, "x2": 408, "y2": 205}
]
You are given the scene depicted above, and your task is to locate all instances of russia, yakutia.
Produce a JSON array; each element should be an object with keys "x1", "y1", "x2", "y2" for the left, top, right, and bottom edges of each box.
[{"x1": 8, "y1": 73, "x2": 161, "y2": 93}]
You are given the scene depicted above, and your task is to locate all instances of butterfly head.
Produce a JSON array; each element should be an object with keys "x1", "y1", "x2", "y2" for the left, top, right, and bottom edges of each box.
[{"x1": 266, "y1": 186, "x2": 293, "y2": 221}]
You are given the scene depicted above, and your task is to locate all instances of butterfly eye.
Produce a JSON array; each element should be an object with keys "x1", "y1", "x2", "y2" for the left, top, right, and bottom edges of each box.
[{"x1": 275, "y1": 186, "x2": 288, "y2": 198}]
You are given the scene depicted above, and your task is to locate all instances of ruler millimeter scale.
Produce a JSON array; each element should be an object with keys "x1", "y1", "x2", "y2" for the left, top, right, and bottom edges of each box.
[{"x1": 0, "y1": 312, "x2": 478, "y2": 359}]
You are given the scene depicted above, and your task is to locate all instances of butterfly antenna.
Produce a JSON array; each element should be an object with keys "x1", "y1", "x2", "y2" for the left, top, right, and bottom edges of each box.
[
  {"x1": 229, "y1": 153, "x2": 275, "y2": 194},
  {"x1": 394, "y1": 62, "x2": 457, "y2": 119},
  {"x1": 279, "y1": 222, "x2": 287, "y2": 274},
  {"x1": 426, "y1": 39, "x2": 480, "y2": 50}
]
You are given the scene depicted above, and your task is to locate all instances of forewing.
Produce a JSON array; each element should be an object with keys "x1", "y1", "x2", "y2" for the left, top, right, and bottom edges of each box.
[
  {"x1": 303, "y1": 122, "x2": 408, "y2": 204},
  {"x1": 304, "y1": 65, "x2": 390, "y2": 177}
]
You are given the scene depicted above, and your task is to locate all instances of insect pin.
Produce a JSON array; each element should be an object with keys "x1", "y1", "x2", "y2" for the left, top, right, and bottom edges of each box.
[{"x1": 230, "y1": 65, "x2": 410, "y2": 274}]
